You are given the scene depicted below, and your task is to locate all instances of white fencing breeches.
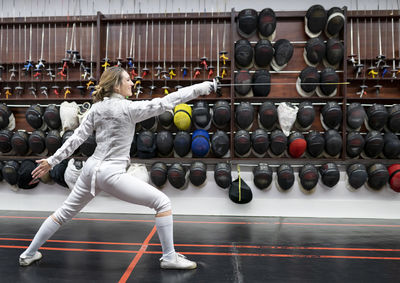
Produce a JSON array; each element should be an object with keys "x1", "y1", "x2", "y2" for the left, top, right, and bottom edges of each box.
[{"x1": 53, "y1": 160, "x2": 171, "y2": 224}]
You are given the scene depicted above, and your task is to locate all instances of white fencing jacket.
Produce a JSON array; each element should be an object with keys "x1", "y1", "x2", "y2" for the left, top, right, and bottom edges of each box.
[{"x1": 47, "y1": 82, "x2": 212, "y2": 195}]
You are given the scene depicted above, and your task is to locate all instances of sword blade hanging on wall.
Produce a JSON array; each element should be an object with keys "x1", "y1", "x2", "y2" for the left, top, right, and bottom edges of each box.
[
  {"x1": 9, "y1": 1, "x2": 17, "y2": 81},
  {"x1": 367, "y1": 10, "x2": 378, "y2": 78},
  {"x1": 154, "y1": 0, "x2": 162, "y2": 78},
  {"x1": 220, "y1": 0, "x2": 228, "y2": 79},
  {"x1": 161, "y1": 0, "x2": 169, "y2": 94},
  {"x1": 0, "y1": 0, "x2": 4, "y2": 82},
  {"x1": 52, "y1": 22, "x2": 60, "y2": 96},
  {"x1": 215, "y1": 5, "x2": 222, "y2": 96},
  {"x1": 348, "y1": 3, "x2": 357, "y2": 67},
  {"x1": 189, "y1": 9, "x2": 193, "y2": 83},
  {"x1": 397, "y1": 0, "x2": 400, "y2": 71},
  {"x1": 182, "y1": 11, "x2": 188, "y2": 79},
  {"x1": 357, "y1": 6, "x2": 368, "y2": 98},
  {"x1": 142, "y1": 14, "x2": 150, "y2": 78},
  {"x1": 46, "y1": 13, "x2": 54, "y2": 81},
  {"x1": 200, "y1": 0, "x2": 208, "y2": 71},
  {"x1": 381, "y1": 0, "x2": 391, "y2": 77},
  {"x1": 59, "y1": 0, "x2": 70, "y2": 80},
  {"x1": 168, "y1": 2, "x2": 176, "y2": 79},
  {"x1": 390, "y1": 0, "x2": 397, "y2": 78},
  {"x1": 4, "y1": 20, "x2": 12, "y2": 98},
  {"x1": 115, "y1": 0, "x2": 124, "y2": 67},
  {"x1": 376, "y1": 1, "x2": 386, "y2": 68},
  {"x1": 207, "y1": 8, "x2": 214, "y2": 79},
  {"x1": 149, "y1": 18, "x2": 156, "y2": 94},
  {"x1": 355, "y1": 0, "x2": 363, "y2": 78},
  {"x1": 76, "y1": 0, "x2": 87, "y2": 96},
  {"x1": 134, "y1": 2, "x2": 143, "y2": 97},
  {"x1": 193, "y1": 1, "x2": 201, "y2": 79},
  {"x1": 15, "y1": 13, "x2": 24, "y2": 96},
  {"x1": 374, "y1": 1, "x2": 383, "y2": 95},
  {"x1": 102, "y1": 22, "x2": 110, "y2": 71},
  {"x1": 9, "y1": 8, "x2": 17, "y2": 81},
  {"x1": 33, "y1": 21, "x2": 45, "y2": 80},
  {"x1": 358, "y1": 7, "x2": 368, "y2": 97},
  {"x1": 86, "y1": 19, "x2": 96, "y2": 92}
]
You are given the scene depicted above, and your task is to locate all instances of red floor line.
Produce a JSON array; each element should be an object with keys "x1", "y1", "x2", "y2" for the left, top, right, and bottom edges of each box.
[
  {"x1": 176, "y1": 251, "x2": 400, "y2": 260},
  {"x1": 2, "y1": 245, "x2": 400, "y2": 260},
  {"x1": 0, "y1": 238, "x2": 143, "y2": 246},
  {"x1": 118, "y1": 225, "x2": 157, "y2": 283},
  {"x1": 2, "y1": 237, "x2": 400, "y2": 252},
  {"x1": 0, "y1": 245, "x2": 140, "y2": 254},
  {"x1": 1, "y1": 215, "x2": 400, "y2": 227}
]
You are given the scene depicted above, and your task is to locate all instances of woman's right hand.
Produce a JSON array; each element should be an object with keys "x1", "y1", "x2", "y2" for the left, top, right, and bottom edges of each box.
[
  {"x1": 31, "y1": 159, "x2": 51, "y2": 180},
  {"x1": 194, "y1": 81, "x2": 216, "y2": 96}
]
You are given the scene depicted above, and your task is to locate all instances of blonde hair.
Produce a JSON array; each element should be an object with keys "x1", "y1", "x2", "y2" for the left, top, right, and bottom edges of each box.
[{"x1": 92, "y1": 67, "x2": 125, "y2": 103}]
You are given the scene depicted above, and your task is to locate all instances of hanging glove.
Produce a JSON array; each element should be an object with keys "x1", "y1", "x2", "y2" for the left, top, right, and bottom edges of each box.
[{"x1": 277, "y1": 102, "x2": 298, "y2": 136}]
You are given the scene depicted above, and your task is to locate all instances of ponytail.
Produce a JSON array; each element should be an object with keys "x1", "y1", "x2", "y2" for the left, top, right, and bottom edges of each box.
[{"x1": 91, "y1": 67, "x2": 125, "y2": 103}]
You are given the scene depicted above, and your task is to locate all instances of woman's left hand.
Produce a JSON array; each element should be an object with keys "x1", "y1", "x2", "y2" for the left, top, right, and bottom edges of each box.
[{"x1": 31, "y1": 159, "x2": 51, "y2": 180}]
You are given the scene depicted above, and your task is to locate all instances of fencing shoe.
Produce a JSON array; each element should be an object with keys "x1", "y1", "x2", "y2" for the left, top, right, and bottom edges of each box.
[
  {"x1": 160, "y1": 253, "x2": 197, "y2": 270},
  {"x1": 19, "y1": 251, "x2": 42, "y2": 266}
]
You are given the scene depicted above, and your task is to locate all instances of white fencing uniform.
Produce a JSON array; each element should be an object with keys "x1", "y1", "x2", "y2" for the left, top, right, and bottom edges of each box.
[{"x1": 47, "y1": 82, "x2": 212, "y2": 224}]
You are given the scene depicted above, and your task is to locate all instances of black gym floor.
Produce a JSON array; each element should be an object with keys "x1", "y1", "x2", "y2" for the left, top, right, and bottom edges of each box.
[{"x1": 1, "y1": 210, "x2": 399, "y2": 283}]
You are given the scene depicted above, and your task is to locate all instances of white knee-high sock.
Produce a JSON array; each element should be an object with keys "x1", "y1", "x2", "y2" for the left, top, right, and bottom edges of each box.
[
  {"x1": 21, "y1": 216, "x2": 61, "y2": 258},
  {"x1": 155, "y1": 215, "x2": 175, "y2": 259}
]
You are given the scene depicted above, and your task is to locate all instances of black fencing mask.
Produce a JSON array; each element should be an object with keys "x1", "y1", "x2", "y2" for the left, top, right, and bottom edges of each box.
[
  {"x1": 299, "y1": 164, "x2": 319, "y2": 191},
  {"x1": 235, "y1": 102, "x2": 254, "y2": 130},
  {"x1": 254, "y1": 39, "x2": 273, "y2": 68},
  {"x1": 211, "y1": 130, "x2": 230, "y2": 158},
  {"x1": 29, "y1": 130, "x2": 46, "y2": 154},
  {"x1": 150, "y1": 162, "x2": 168, "y2": 188},
  {"x1": 174, "y1": 131, "x2": 191, "y2": 157},
  {"x1": 237, "y1": 9, "x2": 258, "y2": 38},
  {"x1": 3, "y1": 160, "x2": 20, "y2": 186},
  {"x1": 46, "y1": 130, "x2": 62, "y2": 155},
  {"x1": 319, "y1": 162, "x2": 340, "y2": 188},
  {"x1": 43, "y1": 104, "x2": 61, "y2": 130},
  {"x1": 258, "y1": 101, "x2": 277, "y2": 130},
  {"x1": 367, "y1": 164, "x2": 389, "y2": 190},
  {"x1": 214, "y1": 163, "x2": 232, "y2": 189},
  {"x1": 253, "y1": 164, "x2": 273, "y2": 190},
  {"x1": 156, "y1": 130, "x2": 174, "y2": 157},
  {"x1": 346, "y1": 131, "x2": 364, "y2": 158},
  {"x1": 306, "y1": 131, "x2": 325, "y2": 157},
  {"x1": 235, "y1": 39, "x2": 253, "y2": 69},
  {"x1": 347, "y1": 103, "x2": 366, "y2": 130},
  {"x1": 270, "y1": 129, "x2": 287, "y2": 156},
  {"x1": 277, "y1": 164, "x2": 295, "y2": 191},
  {"x1": 258, "y1": 8, "x2": 276, "y2": 40},
  {"x1": 212, "y1": 100, "x2": 231, "y2": 129},
  {"x1": 296, "y1": 101, "x2": 315, "y2": 129},
  {"x1": 11, "y1": 131, "x2": 29, "y2": 155},
  {"x1": 347, "y1": 163, "x2": 367, "y2": 190},
  {"x1": 168, "y1": 163, "x2": 187, "y2": 189},
  {"x1": 189, "y1": 161, "x2": 207, "y2": 187}
]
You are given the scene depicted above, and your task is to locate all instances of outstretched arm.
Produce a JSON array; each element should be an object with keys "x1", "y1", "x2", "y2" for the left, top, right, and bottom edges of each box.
[
  {"x1": 46, "y1": 109, "x2": 95, "y2": 169},
  {"x1": 128, "y1": 81, "x2": 215, "y2": 123}
]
